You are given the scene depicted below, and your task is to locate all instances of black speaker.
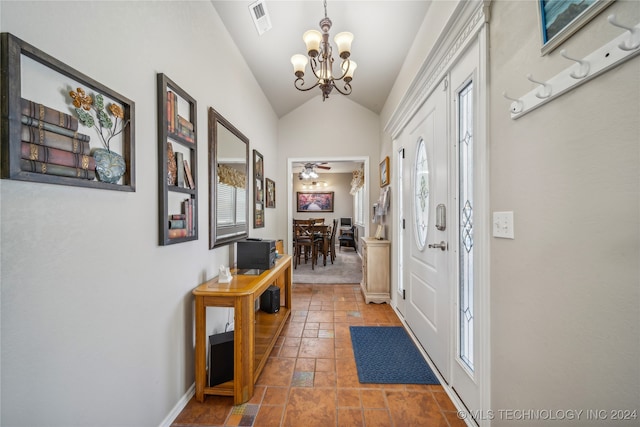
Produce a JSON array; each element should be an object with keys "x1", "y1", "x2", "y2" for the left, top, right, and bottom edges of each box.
[
  {"x1": 209, "y1": 331, "x2": 234, "y2": 386},
  {"x1": 260, "y1": 285, "x2": 280, "y2": 313}
]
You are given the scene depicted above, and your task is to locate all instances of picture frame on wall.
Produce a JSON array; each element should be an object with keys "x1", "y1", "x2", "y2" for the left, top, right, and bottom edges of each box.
[
  {"x1": 265, "y1": 178, "x2": 275, "y2": 208},
  {"x1": 296, "y1": 191, "x2": 334, "y2": 212},
  {"x1": 380, "y1": 156, "x2": 390, "y2": 187},
  {"x1": 538, "y1": 0, "x2": 614, "y2": 55},
  {"x1": 253, "y1": 149, "x2": 264, "y2": 228}
]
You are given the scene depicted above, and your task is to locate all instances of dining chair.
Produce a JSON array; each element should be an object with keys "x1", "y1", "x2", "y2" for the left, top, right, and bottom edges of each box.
[
  {"x1": 293, "y1": 219, "x2": 316, "y2": 269},
  {"x1": 325, "y1": 218, "x2": 338, "y2": 264}
]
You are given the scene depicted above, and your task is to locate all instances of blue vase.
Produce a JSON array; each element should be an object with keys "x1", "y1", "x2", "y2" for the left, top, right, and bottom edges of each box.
[{"x1": 92, "y1": 148, "x2": 126, "y2": 184}]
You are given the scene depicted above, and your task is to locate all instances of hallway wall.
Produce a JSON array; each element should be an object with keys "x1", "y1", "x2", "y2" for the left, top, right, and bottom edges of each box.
[
  {"x1": 488, "y1": 0, "x2": 640, "y2": 422},
  {"x1": 0, "y1": 2, "x2": 279, "y2": 426}
]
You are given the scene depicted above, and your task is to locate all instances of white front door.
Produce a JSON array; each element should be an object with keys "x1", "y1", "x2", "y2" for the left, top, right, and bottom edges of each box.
[{"x1": 402, "y1": 79, "x2": 450, "y2": 382}]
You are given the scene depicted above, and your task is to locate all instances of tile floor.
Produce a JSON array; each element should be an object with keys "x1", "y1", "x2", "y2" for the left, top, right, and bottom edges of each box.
[{"x1": 171, "y1": 283, "x2": 466, "y2": 427}]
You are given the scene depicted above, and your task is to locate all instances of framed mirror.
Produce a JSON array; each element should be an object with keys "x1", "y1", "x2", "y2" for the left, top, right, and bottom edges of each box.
[{"x1": 208, "y1": 107, "x2": 249, "y2": 248}]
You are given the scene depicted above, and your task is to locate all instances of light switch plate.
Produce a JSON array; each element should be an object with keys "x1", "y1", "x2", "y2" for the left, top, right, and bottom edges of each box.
[{"x1": 493, "y1": 211, "x2": 514, "y2": 239}]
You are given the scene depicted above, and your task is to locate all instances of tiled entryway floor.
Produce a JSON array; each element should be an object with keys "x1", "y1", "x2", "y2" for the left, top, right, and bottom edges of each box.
[{"x1": 171, "y1": 284, "x2": 466, "y2": 427}]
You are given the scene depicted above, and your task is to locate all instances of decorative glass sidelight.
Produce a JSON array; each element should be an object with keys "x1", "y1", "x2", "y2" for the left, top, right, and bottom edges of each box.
[
  {"x1": 458, "y1": 81, "x2": 474, "y2": 371},
  {"x1": 413, "y1": 138, "x2": 429, "y2": 250}
]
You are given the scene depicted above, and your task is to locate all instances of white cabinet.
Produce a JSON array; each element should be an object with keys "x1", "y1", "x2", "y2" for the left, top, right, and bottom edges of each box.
[{"x1": 360, "y1": 237, "x2": 390, "y2": 304}]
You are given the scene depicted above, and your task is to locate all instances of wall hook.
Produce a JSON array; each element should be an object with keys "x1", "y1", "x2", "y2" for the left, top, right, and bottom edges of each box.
[
  {"x1": 502, "y1": 91, "x2": 523, "y2": 113},
  {"x1": 608, "y1": 14, "x2": 640, "y2": 51},
  {"x1": 526, "y1": 74, "x2": 552, "y2": 99},
  {"x1": 559, "y1": 49, "x2": 590, "y2": 79}
]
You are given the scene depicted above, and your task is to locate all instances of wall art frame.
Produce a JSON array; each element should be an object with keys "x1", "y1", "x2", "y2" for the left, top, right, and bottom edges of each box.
[
  {"x1": 253, "y1": 149, "x2": 264, "y2": 228},
  {"x1": 265, "y1": 177, "x2": 275, "y2": 208},
  {"x1": 539, "y1": 0, "x2": 615, "y2": 55},
  {"x1": 0, "y1": 32, "x2": 135, "y2": 191},
  {"x1": 380, "y1": 156, "x2": 390, "y2": 187},
  {"x1": 296, "y1": 191, "x2": 334, "y2": 213}
]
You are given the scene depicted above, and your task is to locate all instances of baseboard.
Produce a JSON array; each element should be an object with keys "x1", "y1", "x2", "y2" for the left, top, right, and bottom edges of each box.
[{"x1": 158, "y1": 383, "x2": 195, "y2": 427}]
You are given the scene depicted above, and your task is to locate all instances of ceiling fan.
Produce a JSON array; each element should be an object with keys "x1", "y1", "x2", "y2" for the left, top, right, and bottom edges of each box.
[{"x1": 297, "y1": 162, "x2": 331, "y2": 180}]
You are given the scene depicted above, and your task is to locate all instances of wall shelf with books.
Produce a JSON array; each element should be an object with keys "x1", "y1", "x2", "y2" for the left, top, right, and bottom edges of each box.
[
  {"x1": 157, "y1": 73, "x2": 198, "y2": 245},
  {"x1": 0, "y1": 32, "x2": 135, "y2": 191}
]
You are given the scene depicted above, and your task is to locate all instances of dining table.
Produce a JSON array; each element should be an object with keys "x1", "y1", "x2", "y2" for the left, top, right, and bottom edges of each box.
[{"x1": 293, "y1": 219, "x2": 332, "y2": 267}]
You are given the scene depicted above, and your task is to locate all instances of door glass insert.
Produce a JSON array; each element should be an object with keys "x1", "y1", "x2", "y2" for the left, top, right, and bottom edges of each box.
[
  {"x1": 458, "y1": 81, "x2": 474, "y2": 371},
  {"x1": 413, "y1": 138, "x2": 429, "y2": 250}
]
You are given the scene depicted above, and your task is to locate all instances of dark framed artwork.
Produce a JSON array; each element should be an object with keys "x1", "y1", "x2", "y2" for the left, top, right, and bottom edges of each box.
[
  {"x1": 265, "y1": 177, "x2": 275, "y2": 208},
  {"x1": 296, "y1": 191, "x2": 334, "y2": 212},
  {"x1": 1, "y1": 32, "x2": 135, "y2": 191},
  {"x1": 380, "y1": 156, "x2": 389, "y2": 187},
  {"x1": 253, "y1": 149, "x2": 264, "y2": 228},
  {"x1": 538, "y1": 0, "x2": 614, "y2": 55}
]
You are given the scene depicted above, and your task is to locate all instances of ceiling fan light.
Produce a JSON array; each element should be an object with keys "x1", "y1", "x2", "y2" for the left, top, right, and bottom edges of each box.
[
  {"x1": 310, "y1": 170, "x2": 319, "y2": 179},
  {"x1": 334, "y1": 32, "x2": 353, "y2": 59},
  {"x1": 303, "y1": 30, "x2": 322, "y2": 57},
  {"x1": 291, "y1": 54, "x2": 308, "y2": 78}
]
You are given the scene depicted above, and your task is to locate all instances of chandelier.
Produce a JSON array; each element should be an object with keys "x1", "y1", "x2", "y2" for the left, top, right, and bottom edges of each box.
[{"x1": 290, "y1": 0, "x2": 356, "y2": 101}]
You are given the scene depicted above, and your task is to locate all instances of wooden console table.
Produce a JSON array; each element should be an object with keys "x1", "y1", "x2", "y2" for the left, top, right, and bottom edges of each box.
[{"x1": 192, "y1": 254, "x2": 292, "y2": 404}]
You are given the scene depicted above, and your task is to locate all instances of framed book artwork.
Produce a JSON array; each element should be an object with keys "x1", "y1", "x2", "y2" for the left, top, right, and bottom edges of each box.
[
  {"x1": 253, "y1": 149, "x2": 264, "y2": 228},
  {"x1": 538, "y1": 0, "x2": 614, "y2": 55},
  {"x1": 380, "y1": 156, "x2": 390, "y2": 187},
  {"x1": 1, "y1": 32, "x2": 135, "y2": 191},
  {"x1": 265, "y1": 178, "x2": 275, "y2": 208}
]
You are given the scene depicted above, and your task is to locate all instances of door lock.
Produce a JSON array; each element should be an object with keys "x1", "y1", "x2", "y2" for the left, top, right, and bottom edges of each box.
[{"x1": 428, "y1": 241, "x2": 448, "y2": 251}]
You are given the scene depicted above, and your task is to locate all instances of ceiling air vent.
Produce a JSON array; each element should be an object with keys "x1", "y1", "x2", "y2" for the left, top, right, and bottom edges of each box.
[{"x1": 249, "y1": 0, "x2": 272, "y2": 36}]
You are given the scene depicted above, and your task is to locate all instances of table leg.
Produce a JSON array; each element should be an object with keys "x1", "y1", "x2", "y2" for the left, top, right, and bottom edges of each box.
[{"x1": 195, "y1": 296, "x2": 206, "y2": 402}]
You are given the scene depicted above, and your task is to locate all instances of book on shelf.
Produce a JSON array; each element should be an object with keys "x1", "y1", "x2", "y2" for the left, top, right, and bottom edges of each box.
[
  {"x1": 21, "y1": 98, "x2": 78, "y2": 131},
  {"x1": 169, "y1": 219, "x2": 186, "y2": 229},
  {"x1": 184, "y1": 159, "x2": 195, "y2": 189},
  {"x1": 177, "y1": 115, "x2": 194, "y2": 131},
  {"x1": 20, "y1": 159, "x2": 96, "y2": 180},
  {"x1": 21, "y1": 142, "x2": 96, "y2": 170},
  {"x1": 170, "y1": 213, "x2": 186, "y2": 220},
  {"x1": 168, "y1": 228, "x2": 187, "y2": 239},
  {"x1": 21, "y1": 115, "x2": 91, "y2": 142},
  {"x1": 181, "y1": 197, "x2": 196, "y2": 237},
  {"x1": 21, "y1": 124, "x2": 91, "y2": 155},
  {"x1": 175, "y1": 152, "x2": 185, "y2": 187}
]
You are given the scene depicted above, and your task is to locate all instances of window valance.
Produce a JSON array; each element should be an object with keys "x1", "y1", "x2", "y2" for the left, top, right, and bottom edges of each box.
[{"x1": 218, "y1": 164, "x2": 246, "y2": 189}]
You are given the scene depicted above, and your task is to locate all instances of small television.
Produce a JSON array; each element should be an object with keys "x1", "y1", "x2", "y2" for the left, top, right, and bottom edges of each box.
[{"x1": 340, "y1": 217, "x2": 352, "y2": 229}]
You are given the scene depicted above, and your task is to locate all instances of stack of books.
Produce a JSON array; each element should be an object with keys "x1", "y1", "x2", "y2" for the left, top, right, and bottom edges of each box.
[
  {"x1": 19, "y1": 98, "x2": 95, "y2": 180},
  {"x1": 167, "y1": 198, "x2": 196, "y2": 239}
]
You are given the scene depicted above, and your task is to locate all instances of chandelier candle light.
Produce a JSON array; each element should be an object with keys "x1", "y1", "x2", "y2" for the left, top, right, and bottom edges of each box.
[{"x1": 291, "y1": 0, "x2": 356, "y2": 100}]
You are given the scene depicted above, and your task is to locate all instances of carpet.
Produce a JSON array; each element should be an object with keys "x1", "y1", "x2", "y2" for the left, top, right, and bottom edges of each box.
[
  {"x1": 350, "y1": 326, "x2": 440, "y2": 384},
  {"x1": 292, "y1": 246, "x2": 362, "y2": 284}
]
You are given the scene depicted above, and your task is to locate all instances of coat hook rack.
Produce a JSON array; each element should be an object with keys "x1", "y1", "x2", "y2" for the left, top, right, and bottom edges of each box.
[
  {"x1": 526, "y1": 74, "x2": 552, "y2": 98},
  {"x1": 506, "y1": 14, "x2": 640, "y2": 120},
  {"x1": 502, "y1": 91, "x2": 523, "y2": 113},
  {"x1": 607, "y1": 14, "x2": 640, "y2": 51},
  {"x1": 560, "y1": 49, "x2": 590, "y2": 79}
]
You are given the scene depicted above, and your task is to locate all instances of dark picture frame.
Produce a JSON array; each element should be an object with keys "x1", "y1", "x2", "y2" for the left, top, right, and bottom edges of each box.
[
  {"x1": 1, "y1": 32, "x2": 135, "y2": 191},
  {"x1": 538, "y1": 0, "x2": 614, "y2": 55},
  {"x1": 296, "y1": 191, "x2": 334, "y2": 212},
  {"x1": 253, "y1": 149, "x2": 264, "y2": 228},
  {"x1": 380, "y1": 156, "x2": 390, "y2": 187},
  {"x1": 265, "y1": 177, "x2": 275, "y2": 208}
]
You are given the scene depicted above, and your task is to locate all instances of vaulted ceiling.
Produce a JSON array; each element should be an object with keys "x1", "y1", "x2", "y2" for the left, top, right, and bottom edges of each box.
[{"x1": 211, "y1": 1, "x2": 432, "y2": 118}]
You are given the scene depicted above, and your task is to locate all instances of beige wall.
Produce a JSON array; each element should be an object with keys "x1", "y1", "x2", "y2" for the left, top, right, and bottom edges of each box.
[
  {"x1": 489, "y1": 0, "x2": 639, "y2": 421},
  {"x1": 0, "y1": 2, "x2": 279, "y2": 426}
]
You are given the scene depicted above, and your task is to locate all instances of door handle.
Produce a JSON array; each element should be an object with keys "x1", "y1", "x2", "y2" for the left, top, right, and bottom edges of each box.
[{"x1": 428, "y1": 241, "x2": 447, "y2": 251}]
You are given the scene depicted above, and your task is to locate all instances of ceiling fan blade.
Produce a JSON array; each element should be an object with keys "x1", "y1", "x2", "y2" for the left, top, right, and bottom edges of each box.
[{"x1": 316, "y1": 165, "x2": 331, "y2": 170}]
